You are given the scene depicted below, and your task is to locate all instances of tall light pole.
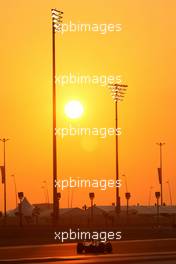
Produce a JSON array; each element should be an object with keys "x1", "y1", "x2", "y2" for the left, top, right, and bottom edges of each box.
[
  {"x1": 51, "y1": 8, "x2": 63, "y2": 224},
  {"x1": 108, "y1": 83, "x2": 128, "y2": 214},
  {"x1": 18, "y1": 192, "x2": 24, "y2": 228},
  {"x1": 11, "y1": 174, "x2": 18, "y2": 208},
  {"x1": 155, "y1": 191, "x2": 160, "y2": 226},
  {"x1": 89, "y1": 192, "x2": 95, "y2": 224},
  {"x1": 57, "y1": 192, "x2": 61, "y2": 220},
  {"x1": 0, "y1": 138, "x2": 9, "y2": 223},
  {"x1": 156, "y1": 142, "x2": 165, "y2": 206},
  {"x1": 125, "y1": 192, "x2": 131, "y2": 216}
]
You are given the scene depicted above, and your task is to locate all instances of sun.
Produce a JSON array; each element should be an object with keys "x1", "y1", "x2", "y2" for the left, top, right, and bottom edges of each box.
[{"x1": 64, "y1": 100, "x2": 84, "y2": 119}]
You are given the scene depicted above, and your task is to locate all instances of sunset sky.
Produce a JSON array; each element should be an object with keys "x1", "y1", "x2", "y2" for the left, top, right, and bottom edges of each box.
[{"x1": 0, "y1": 0, "x2": 176, "y2": 211}]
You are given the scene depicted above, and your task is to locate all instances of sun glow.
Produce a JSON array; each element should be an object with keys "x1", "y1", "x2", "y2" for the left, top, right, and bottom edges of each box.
[{"x1": 64, "y1": 100, "x2": 84, "y2": 119}]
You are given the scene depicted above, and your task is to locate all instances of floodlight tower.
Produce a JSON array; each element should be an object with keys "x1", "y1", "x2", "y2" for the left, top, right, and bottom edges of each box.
[
  {"x1": 0, "y1": 138, "x2": 9, "y2": 223},
  {"x1": 156, "y1": 142, "x2": 165, "y2": 206},
  {"x1": 51, "y1": 8, "x2": 63, "y2": 224},
  {"x1": 108, "y1": 83, "x2": 128, "y2": 214}
]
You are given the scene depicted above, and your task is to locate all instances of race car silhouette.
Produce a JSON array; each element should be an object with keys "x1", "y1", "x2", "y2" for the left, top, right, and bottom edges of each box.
[{"x1": 77, "y1": 240, "x2": 112, "y2": 254}]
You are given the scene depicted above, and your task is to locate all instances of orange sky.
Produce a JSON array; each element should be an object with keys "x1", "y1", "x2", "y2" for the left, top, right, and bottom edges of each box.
[{"x1": 0, "y1": 0, "x2": 176, "y2": 211}]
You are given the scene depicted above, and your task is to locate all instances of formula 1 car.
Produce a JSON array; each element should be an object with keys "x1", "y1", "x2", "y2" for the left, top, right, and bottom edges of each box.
[{"x1": 77, "y1": 240, "x2": 112, "y2": 254}]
